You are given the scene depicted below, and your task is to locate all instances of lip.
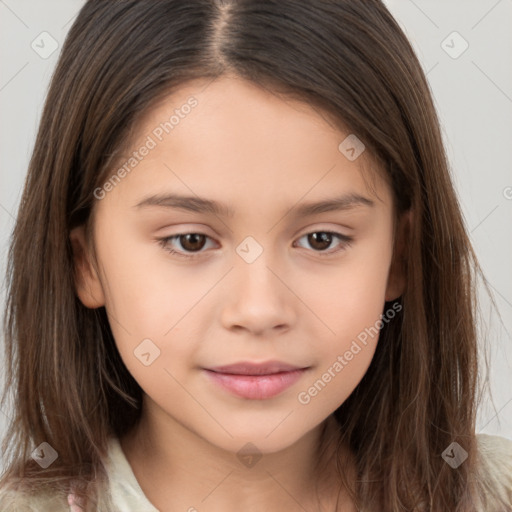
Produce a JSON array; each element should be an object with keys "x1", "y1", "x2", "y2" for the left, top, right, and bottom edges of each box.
[
  {"x1": 207, "y1": 360, "x2": 305, "y2": 375},
  {"x1": 203, "y1": 361, "x2": 309, "y2": 400}
]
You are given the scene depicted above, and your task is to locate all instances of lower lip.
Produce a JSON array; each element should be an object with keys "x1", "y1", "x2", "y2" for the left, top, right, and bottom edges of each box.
[{"x1": 203, "y1": 369, "x2": 307, "y2": 400}]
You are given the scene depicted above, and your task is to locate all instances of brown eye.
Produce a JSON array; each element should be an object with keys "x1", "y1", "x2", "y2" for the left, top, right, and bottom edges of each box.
[
  {"x1": 294, "y1": 230, "x2": 353, "y2": 256},
  {"x1": 159, "y1": 229, "x2": 353, "y2": 260},
  {"x1": 158, "y1": 233, "x2": 215, "y2": 258},
  {"x1": 306, "y1": 232, "x2": 334, "y2": 251},
  {"x1": 178, "y1": 233, "x2": 207, "y2": 252}
]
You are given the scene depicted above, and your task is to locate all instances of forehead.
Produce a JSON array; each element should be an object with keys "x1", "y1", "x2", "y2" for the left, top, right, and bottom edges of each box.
[{"x1": 102, "y1": 75, "x2": 391, "y2": 213}]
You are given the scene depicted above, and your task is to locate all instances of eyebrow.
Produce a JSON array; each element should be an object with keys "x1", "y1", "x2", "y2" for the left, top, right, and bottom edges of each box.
[{"x1": 133, "y1": 192, "x2": 375, "y2": 217}]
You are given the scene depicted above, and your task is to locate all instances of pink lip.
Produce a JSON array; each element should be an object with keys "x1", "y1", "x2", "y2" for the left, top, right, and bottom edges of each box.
[
  {"x1": 204, "y1": 361, "x2": 309, "y2": 400},
  {"x1": 208, "y1": 361, "x2": 304, "y2": 375}
]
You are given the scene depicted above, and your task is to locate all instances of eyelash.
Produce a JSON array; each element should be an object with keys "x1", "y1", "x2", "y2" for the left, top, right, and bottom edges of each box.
[{"x1": 157, "y1": 230, "x2": 353, "y2": 259}]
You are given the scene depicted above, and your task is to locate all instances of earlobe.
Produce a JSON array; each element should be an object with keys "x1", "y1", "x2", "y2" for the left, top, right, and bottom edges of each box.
[
  {"x1": 69, "y1": 226, "x2": 105, "y2": 309},
  {"x1": 385, "y1": 209, "x2": 412, "y2": 302}
]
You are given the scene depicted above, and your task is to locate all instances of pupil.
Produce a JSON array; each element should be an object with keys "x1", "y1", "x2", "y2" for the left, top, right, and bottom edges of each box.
[
  {"x1": 181, "y1": 234, "x2": 205, "y2": 251},
  {"x1": 309, "y1": 232, "x2": 331, "y2": 250}
]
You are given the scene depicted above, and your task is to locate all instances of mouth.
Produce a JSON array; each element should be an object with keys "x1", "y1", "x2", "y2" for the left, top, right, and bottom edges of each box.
[{"x1": 203, "y1": 361, "x2": 310, "y2": 400}]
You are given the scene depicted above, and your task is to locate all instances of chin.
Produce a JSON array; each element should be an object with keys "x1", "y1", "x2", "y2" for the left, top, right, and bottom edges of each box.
[{"x1": 202, "y1": 424, "x2": 311, "y2": 456}]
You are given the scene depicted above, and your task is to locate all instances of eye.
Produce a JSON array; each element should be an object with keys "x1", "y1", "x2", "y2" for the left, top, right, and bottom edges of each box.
[
  {"x1": 158, "y1": 233, "x2": 215, "y2": 259},
  {"x1": 293, "y1": 231, "x2": 353, "y2": 256},
  {"x1": 157, "y1": 230, "x2": 353, "y2": 259}
]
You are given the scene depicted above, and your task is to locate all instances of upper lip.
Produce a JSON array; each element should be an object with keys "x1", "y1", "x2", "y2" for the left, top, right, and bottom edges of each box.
[{"x1": 206, "y1": 361, "x2": 307, "y2": 375}]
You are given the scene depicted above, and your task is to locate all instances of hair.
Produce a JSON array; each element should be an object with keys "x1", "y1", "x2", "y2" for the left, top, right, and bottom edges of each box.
[{"x1": 0, "y1": 0, "x2": 502, "y2": 510}]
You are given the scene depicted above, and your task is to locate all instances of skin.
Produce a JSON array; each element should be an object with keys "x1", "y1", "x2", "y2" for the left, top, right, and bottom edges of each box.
[{"x1": 70, "y1": 75, "x2": 409, "y2": 512}]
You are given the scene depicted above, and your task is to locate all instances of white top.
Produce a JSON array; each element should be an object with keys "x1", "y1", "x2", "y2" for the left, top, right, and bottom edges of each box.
[
  {"x1": 100, "y1": 436, "x2": 159, "y2": 512},
  {"x1": 1, "y1": 433, "x2": 512, "y2": 511},
  {"x1": 98, "y1": 433, "x2": 512, "y2": 511}
]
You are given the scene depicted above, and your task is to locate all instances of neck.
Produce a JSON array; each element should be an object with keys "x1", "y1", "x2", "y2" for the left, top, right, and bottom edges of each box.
[{"x1": 120, "y1": 401, "x2": 354, "y2": 512}]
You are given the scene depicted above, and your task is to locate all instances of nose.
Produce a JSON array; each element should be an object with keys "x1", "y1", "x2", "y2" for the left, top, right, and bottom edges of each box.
[{"x1": 220, "y1": 249, "x2": 296, "y2": 336}]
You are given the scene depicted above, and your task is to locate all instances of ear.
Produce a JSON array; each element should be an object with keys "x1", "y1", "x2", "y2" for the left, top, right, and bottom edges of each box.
[
  {"x1": 69, "y1": 225, "x2": 105, "y2": 308},
  {"x1": 385, "y1": 209, "x2": 412, "y2": 302}
]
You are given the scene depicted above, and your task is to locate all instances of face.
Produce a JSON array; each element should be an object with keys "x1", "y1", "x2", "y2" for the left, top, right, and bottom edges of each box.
[{"x1": 71, "y1": 75, "x2": 406, "y2": 454}]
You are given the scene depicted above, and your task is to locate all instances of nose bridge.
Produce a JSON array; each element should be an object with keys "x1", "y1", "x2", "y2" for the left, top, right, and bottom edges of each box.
[
  {"x1": 234, "y1": 234, "x2": 281, "y2": 295},
  {"x1": 221, "y1": 235, "x2": 295, "y2": 332}
]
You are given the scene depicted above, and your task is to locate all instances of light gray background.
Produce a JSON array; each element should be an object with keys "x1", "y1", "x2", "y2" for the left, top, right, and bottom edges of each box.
[{"x1": 1, "y1": 0, "x2": 511, "y2": 470}]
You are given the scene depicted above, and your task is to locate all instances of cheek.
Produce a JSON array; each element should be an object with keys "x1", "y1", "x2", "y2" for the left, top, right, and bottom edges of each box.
[
  {"x1": 94, "y1": 227, "x2": 214, "y2": 385},
  {"x1": 301, "y1": 233, "x2": 392, "y2": 398},
  {"x1": 95, "y1": 225, "x2": 211, "y2": 333},
  {"x1": 313, "y1": 232, "x2": 393, "y2": 342},
  {"x1": 297, "y1": 282, "x2": 385, "y2": 412}
]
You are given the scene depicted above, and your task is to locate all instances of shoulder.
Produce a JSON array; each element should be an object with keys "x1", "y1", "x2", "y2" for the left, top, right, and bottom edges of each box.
[
  {"x1": 474, "y1": 433, "x2": 512, "y2": 511},
  {"x1": 0, "y1": 437, "x2": 126, "y2": 512},
  {"x1": 0, "y1": 485, "x2": 71, "y2": 512}
]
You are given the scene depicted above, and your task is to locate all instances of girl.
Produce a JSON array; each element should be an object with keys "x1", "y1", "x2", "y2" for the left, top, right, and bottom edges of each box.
[{"x1": 1, "y1": 1, "x2": 511, "y2": 511}]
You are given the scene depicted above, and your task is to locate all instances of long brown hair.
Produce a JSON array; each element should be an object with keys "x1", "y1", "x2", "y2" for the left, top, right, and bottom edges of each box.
[{"x1": 0, "y1": 0, "x2": 499, "y2": 510}]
